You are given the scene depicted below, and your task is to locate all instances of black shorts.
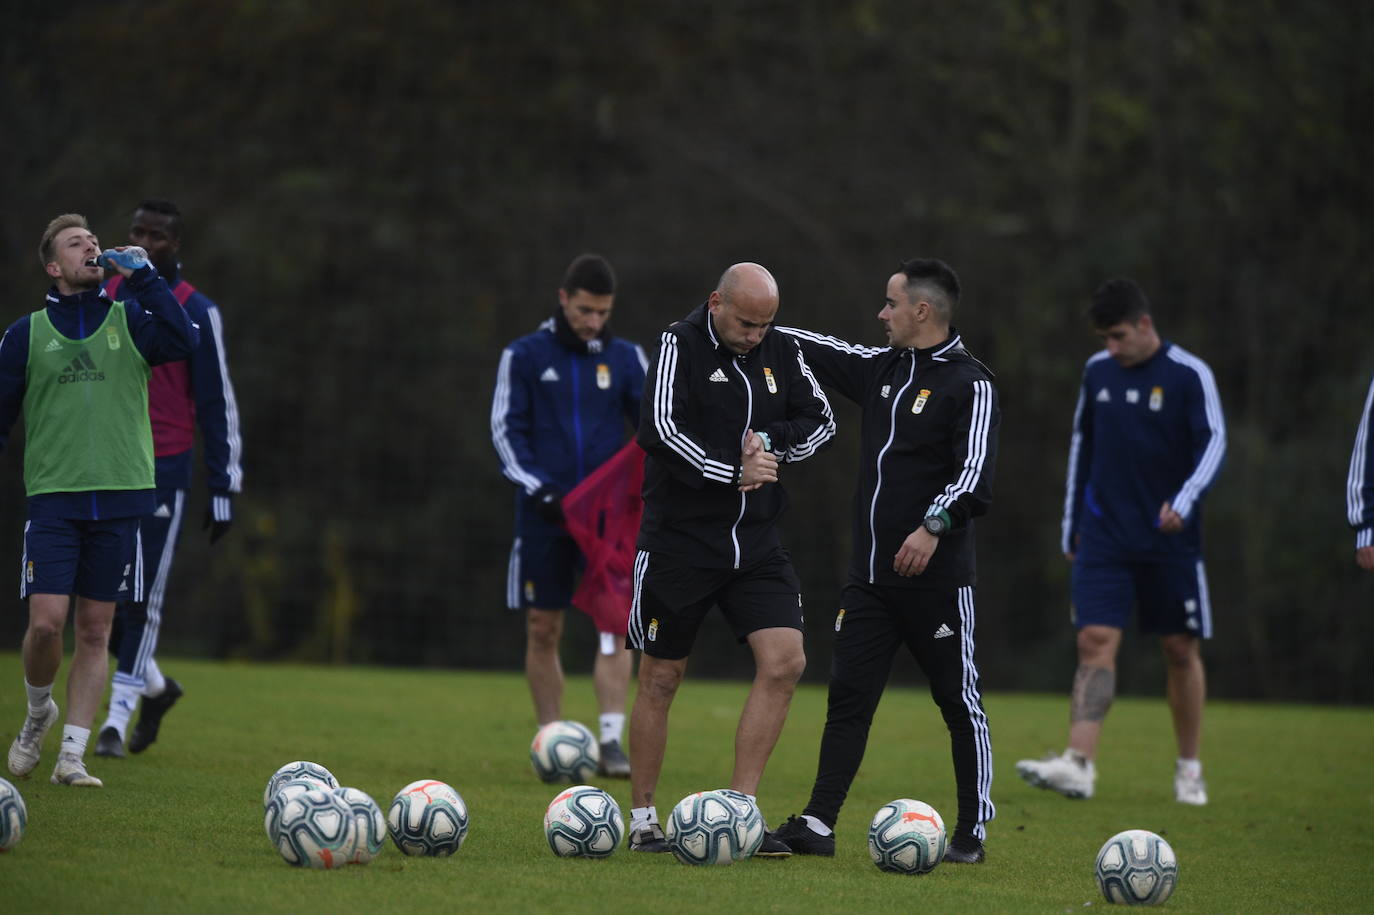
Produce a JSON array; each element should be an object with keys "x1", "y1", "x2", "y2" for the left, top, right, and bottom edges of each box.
[{"x1": 626, "y1": 548, "x2": 804, "y2": 660}]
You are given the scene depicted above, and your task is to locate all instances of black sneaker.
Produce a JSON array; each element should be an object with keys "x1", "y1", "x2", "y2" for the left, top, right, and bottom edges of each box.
[
  {"x1": 128, "y1": 678, "x2": 183, "y2": 754},
  {"x1": 773, "y1": 814, "x2": 835, "y2": 856},
  {"x1": 628, "y1": 823, "x2": 670, "y2": 852},
  {"x1": 598, "y1": 740, "x2": 631, "y2": 778},
  {"x1": 944, "y1": 836, "x2": 986, "y2": 864},
  {"x1": 94, "y1": 726, "x2": 126, "y2": 758},
  {"x1": 753, "y1": 830, "x2": 793, "y2": 858}
]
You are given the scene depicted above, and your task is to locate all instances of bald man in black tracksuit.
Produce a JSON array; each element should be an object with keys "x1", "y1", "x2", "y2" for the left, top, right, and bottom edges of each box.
[{"x1": 774, "y1": 258, "x2": 1000, "y2": 864}]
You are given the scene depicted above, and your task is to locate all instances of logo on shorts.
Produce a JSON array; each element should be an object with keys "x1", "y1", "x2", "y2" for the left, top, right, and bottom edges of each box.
[
  {"x1": 647, "y1": 618, "x2": 659, "y2": 641},
  {"x1": 25, "y1": 561, "x2": 33, "y2": 583},
  {"x1": 764, "y1": 367, "x2": 777, "y2": 394},
  {"x1": 1184, "y1": 598, "x2": 1199, "y2": 630},
  {"x1": 596, "y1": 363, "x2": 611, "y2": 390},
  {"x1": 834, "y1": 608, "x2": 845, "y2": 632},
  {"x1": 933, "y1": 623, "x2": 954, "y2": 639},
  {"x1": 524, "y1": 580, "x2": 535, "y2": 602},
  {"x1": 912, "y1": 388, "x2": 931, "y2": 414}
]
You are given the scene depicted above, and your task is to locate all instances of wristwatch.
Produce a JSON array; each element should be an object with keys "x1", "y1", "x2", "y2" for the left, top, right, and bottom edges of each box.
[
  {"x1": 756, "y1": 431, "x2": 773, "y2": 453},
  {"x1": 922, "y1": 508, "x2": 951, "y2": 536}
]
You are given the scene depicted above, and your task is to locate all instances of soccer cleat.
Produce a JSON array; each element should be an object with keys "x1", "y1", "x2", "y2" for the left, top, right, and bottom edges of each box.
[
  {"x1": 51, "y1": 753, "x2": 103, "y2": 787},
  {"x1": 598, "y1": 739, "x2": 631, "y2": 778},
  {"x1": 944, "y1": 835, "x2": 986, "y2": 864},
  {"x1": 627, "y1": 823, "x2": 670, "y2": 852},
  {"x1": 753, "y1": 830, "x2": 793, "y2": 858},
  {"x1": 773, "y1": 814, "x2": 835, "y2": 856},
  {"x1": 1174, "y1": 768, "x2": 1208, "y2": 805},
  {"x1": 7, "y1": 699, "x2": 59, "y2": 777},
  {"x1": 95, "y1": 726, "x2": 127, "y2": 758},
  {"x1": 1016, "y1": 750, "x2": 1096, "y2": 799},
  {"x1": 128, "y1": 677, "x2": 183, "y2": 753}
]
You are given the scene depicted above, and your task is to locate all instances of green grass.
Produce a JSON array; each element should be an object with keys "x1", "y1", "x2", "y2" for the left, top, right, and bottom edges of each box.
[{"x1": 1, "y1": 654, "x2": 1371, "y2": 912}]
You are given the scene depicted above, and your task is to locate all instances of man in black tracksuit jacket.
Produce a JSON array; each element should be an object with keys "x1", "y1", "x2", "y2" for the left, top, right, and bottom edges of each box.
[
  {"x1": 773, "y1": 258, "x2": 1000, "y2": 864},
  {"x1": 624, "y1": 262, "x2": 836, "y2": 855}
]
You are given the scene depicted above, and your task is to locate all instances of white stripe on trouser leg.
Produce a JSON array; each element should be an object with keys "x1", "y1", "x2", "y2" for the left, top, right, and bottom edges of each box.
[
  {"x1": 506, "y1": 537, "x2": 522, "y2": 609},
  {"x1": 19, "y1": 520, "x2": 30, "y2": 599},
  {"x1": 627, "y1": 551, "x2": 650, "y2": 651},
  {"x1": 1195, "y1": 559, "x2": 1213, "y2": 639},
  {"x1": 134, "y1": 491, "x2": 185, "y2": 679},
  {"x1": 957, "y1": 586, "x2": 994, "y2": 839}
]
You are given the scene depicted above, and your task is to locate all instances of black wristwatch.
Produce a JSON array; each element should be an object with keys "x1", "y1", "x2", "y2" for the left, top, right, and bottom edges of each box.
[{"x1": 922, "y1": 509, "x2": 951, "y2": 536}]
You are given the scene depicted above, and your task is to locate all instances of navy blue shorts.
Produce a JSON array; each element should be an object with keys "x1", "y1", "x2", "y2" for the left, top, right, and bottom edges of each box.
[
  {"x1": 506, "y1": 529, "x2": 584, "y2": 610},
  {"x1": 20, "y1": 516, "x2": 143, "y2": 602},
  {"x1": 1070, "y1": 555, "x2": 1212, "y2": 638},
  {"x1": 627, "y1": 548, "x2": 804, "y2": 660}
]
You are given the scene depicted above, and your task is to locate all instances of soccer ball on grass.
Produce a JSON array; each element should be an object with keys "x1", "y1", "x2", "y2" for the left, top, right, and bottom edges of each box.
[
  {"x1": 388, "y1": 779, "x2": 469, "y2": 856},
  {"x1": 334, "y1": 786, "x2": 388, "y2": 864},
  {"x1": 867, "y1": 798, "x2": 946, "y2": 874},
  {"x1": 664, "y1": 790, "x2": 761, "y2": 866},
  {"x1": 0, "y1": 777, "x2": 26, "y2": 852},
  {"x1": 530, "y1": 720, "x2": 600, "y2": 783},
  {"x1": 265, "y1": 778, "x2": 331, "y2": 842},
  {"x1": 274, "y1": 788, "x2": 357, "y2": 869},
  {"x1": 543, "y1": 785, "x2": 623, "y2": 857},
  {"x1": 263, "y1": 760, "x2": 338, "y2": 808},
  {"x1": 1094, "y1": 829, "x2": 1178, "y2": 906}
]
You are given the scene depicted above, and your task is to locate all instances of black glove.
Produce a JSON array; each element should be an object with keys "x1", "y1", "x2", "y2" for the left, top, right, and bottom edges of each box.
[
  {"x1": 204, "y1": 493, "x2": 234, "y2": 545},
  {"x1": 533, "y1": 485, "x2": 564, "y2": 525}
]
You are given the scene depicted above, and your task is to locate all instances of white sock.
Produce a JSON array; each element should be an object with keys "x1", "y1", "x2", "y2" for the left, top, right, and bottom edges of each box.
[
  {"x1": 630, "y1": 806, "x2": 658, "y2": 832},
  {"x1": 143, "y1": 659, "x2": 167, "y2": 696},
  {"x1": 599, "y1": 713, "x2": 625, "y2": 744},
  {"x1": 1177, "y1": 757, "x2": 1202, "y2": 778},
  {"x1": 802, "y1": 815, "x2": 833, "y2": 836},
  {"x1": 103, "y1": 683, "x2": 141, "y2": 737},
  {"x1": 25, "y1": 680, "x2": 53, "y2": 717},
  {"x1": 60, "y1": 725, "x2": 90, "y2": 758}
]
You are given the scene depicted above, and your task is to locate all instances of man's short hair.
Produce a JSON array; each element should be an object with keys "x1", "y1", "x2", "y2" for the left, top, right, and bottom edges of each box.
[
  {"x1": 897, "y1": 257, "x2": 960, "y2": 322},
  {"x1": 561, "y1": 253, "x2": 616, "y2": 296},
  {"x1": 1089, "y1": 278, "x2": 1151, "y2": 329},
  {"x1": 39, "y1": 214, "x2": 89, "y2": 266},
  {"x1": 135, "y1": 198, "x2": 184, "y2": 239}
]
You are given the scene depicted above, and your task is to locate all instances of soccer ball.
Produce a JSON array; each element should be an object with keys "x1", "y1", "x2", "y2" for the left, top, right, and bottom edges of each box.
[
  {"x1": 264, "y1": 778, "x2": 331, "y2": 842},
  {"x1": 388, "y1": 779, "x2": 469, "y2": 856},
  {"x1": 715, "y1": 789, "x2": 765, "y2": 858},
  {"x1": 0, "y1": 777, "x2": 26, "y2": 852},
  {"x1": 263, "y1": 760, "x2": 339, "y2": 808},
  {"x1": 1095, "y1": 829, "x2": 1178, "y2": 906},
  {"x1": 543, "y1": 785, "x2": 624, "y2": 858},
  {"x1": 868, "y1": 798, "x2": 946, "y2": 874},
  {"x1": 664, "y1": 790, "x2": 759, "y2": 866},
  {"x1": 274, "y1": 788, "x2": 357, "y2": 869},
  {"x1": 333, "y1": 787, "x2": 388, "y2": 864},
  {"x1": 530, "y1": 720, "x2": 600, "y2": 783}
]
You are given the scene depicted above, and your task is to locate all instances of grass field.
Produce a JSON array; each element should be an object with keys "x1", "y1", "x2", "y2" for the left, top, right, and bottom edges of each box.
[{"x1": 2, "y1": 654, "x2": 1371, "y2": 912}]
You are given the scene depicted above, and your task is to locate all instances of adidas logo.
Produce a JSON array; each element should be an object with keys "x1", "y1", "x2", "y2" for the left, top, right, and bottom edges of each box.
[
  {"x1": 1095, "y1": 387, "x2": 1110, "y2": 402},
  {"x1": 708, "y1": 368, "x2": 729, "y2": 383},
  {"x1": 933, "y1": 623, "x2": 954, "y2": 639},
  {"x1": 57, "y1": 351, "x2": 105, "y2": 385},
  {"x1": 540, "y1": 367, "x2": 560, "y2": 382},
  {"x1": 154, "y1": 503, "x2": 172, "y2": 518},
  {"x1": 44, "y1": 339, "x2": 63, "y2": 353}
]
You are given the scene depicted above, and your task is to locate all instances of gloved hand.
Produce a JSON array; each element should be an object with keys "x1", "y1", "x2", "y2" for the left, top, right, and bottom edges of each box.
[
  {"x1": 533, "y1": 485, "x2": 564, "y2": 525},
  {"x1": 203, "y1": 493, "x2": 233, "y2": 545},
  {"x1": 96, "y1": 246, "x2": 152, "y2": 272}
]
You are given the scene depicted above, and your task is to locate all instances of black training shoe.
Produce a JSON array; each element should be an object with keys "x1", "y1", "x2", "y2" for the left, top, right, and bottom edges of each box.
[
  {"x1": 943, "y1": 837, "x2": 986, "y2": 864},
  {"x1": 128, "y1": 678, "x2": 183, "y2": 754},
  {"x1": 628, "y1": 824, "x2": 670, "y2": 853},
  {"x1": 753, "y1": 830, "x2": 793, "y2": 858},
  {"x1": 773, "y1": 814, "x2": 835, "y2": 856},
  {"x1": 598, "y1": 740, "x2": 631, "y2": 778},
  {"x1": 94, "y1": 726, "x2": 126, "y2": 758}
]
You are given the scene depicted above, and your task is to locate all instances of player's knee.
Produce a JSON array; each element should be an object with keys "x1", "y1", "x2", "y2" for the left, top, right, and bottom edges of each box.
[
  {"x1": 1159, "y1": 635, "x2": 1198, "y2": 668},
  {"x1": 26, "y1": 618, "x2": 63, "y2": 646}
]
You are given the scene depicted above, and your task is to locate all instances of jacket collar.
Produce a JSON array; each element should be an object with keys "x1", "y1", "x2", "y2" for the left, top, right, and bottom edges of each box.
[
  {"x1": 45, "y1": 285, "x2": 110, "y2": 310},
  {"x1": 550, "y1": 305, "x2": 612, "y2": 355},
  {"x1": 903, "y1": 328, "x2": 964, "y2": 362}
]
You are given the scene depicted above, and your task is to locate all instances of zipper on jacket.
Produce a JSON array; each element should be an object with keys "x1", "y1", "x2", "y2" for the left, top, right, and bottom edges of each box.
[
  {"x1": 868, "y1": 356, "x2": 917, "y2": 582},
  {"x1": 729, "y1": 357, "x2": 754, "y2": 570}
]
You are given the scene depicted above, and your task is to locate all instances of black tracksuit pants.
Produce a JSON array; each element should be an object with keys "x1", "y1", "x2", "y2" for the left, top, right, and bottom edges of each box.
[{"x1": 802, "y1": 580, "x2": 995, "y2": 842}]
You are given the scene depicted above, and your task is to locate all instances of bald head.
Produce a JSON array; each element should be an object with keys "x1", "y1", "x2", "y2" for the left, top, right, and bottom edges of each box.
[{"x1": 709, "y1": 262, "x2": 779, "y2": 355}]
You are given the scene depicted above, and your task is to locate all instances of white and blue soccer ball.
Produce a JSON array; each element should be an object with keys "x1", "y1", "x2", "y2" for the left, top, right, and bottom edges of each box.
[
  {"x1": 543, "y1": 785, "x2": 624, "y2": 858},
  {"x1": 263, "y1": 760, "x2": 339, "y2": 808},
  {"x1": 333, "y1": 787, "x2": 388, "y2": 864},
  {"x1": 388, "y1": 779, "x2": 469, "y2": 857},
  {"x1": 0, "y1": 777, "x2": 26, "y2": 852},
  {"x1": 274, "y1": 788, "x2": 357, "y2": 869},
  {"x1": 715, "y1": 789, "x2": 765, "y2": 858},
  {"x1": 868, "y1": 798, "x2": 946, "y2": 874},
  {"x1": 264, "y1": 778, "x2": 331, "y2": 842},
  {"x1": 530, "y1": 720, "x2": 600, "y2": 783},
  {"x1": 1095, "y1": 829, "x2": 1178, "y2": 906},
  {"x1": 665, "y1": 790, "x2": 759, "y2": 866}
]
